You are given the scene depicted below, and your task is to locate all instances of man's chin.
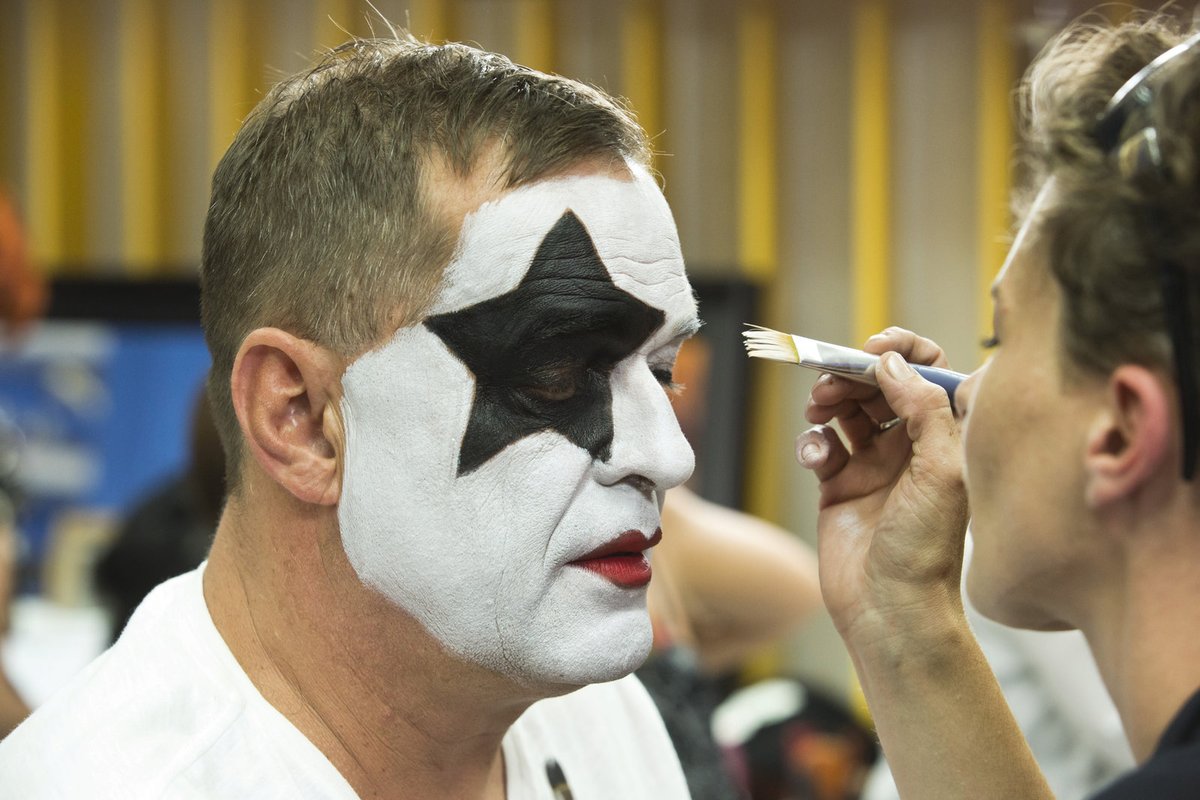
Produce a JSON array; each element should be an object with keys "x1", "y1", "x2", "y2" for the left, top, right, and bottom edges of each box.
[{"x1": 499, "y1": 612, "x2": 654, "y2": 691}]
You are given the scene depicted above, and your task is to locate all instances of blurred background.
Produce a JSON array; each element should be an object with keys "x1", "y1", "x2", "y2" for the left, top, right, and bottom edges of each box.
[{"x1": 0, "y1": 0, "x2": 1192, "y2": 784}]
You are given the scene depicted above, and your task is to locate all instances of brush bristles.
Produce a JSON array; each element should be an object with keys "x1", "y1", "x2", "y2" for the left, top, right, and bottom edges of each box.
[{"x1": 742, "y1": 325, "x2": 799, "y2": 364}]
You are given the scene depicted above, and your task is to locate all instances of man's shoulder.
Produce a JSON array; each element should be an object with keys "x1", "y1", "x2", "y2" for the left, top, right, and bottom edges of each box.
[{"x1": 0, "y1": 569, "x2": 250, "y2": 798}]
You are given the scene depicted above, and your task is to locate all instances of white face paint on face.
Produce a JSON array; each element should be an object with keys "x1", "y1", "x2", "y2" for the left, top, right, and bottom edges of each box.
[{"x1": 337, "y1": 164, "x2": 698, "y2": 687}]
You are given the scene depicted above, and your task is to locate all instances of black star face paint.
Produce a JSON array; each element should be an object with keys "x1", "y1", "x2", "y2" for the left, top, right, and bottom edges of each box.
[
  {"x1": 424, "y1": 210, "x2": 666, "y2": 475},
  {"x1": 337, "y1": 165, "x2": 699, "y2": 688}
]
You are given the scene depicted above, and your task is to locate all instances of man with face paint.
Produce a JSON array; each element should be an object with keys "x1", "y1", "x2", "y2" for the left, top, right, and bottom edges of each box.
[{"x1": 0, "y1": 34, "x2": 698, "y2": 799}]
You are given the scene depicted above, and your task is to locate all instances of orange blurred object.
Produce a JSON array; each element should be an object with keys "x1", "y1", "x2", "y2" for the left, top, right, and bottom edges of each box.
[{"x1": 0, "y1": 191, "x2": 47, "y2": 334}]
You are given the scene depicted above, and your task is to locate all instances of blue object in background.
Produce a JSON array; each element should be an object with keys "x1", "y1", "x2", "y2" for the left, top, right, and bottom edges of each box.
[
  {"x1": 0, "y1": 321, "x2": 210, "y2": 565},
  {"x1": 92, "y1": 325, "x2": 211, "y2": 512}
]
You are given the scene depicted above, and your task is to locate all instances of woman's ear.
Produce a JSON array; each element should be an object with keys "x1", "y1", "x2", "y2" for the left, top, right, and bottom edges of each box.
[
  {"x1": 1084, "y1": 365, "x2": 1174, "y2": 508},
  {"x1": 230, "y1": 328, "x2": 345, "y2": 506}
]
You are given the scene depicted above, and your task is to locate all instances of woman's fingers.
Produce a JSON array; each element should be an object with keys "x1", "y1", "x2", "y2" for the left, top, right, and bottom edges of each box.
[
  {"x1": 808, "y1": 370, "x2": 902, "y2": 447},
  {"x1": 795, "y1": 425, "x2": 849, "y2": 482},
  {"x1": 863, "y1": 327, "x2": 950, "y2": 369},
  {"x1": 809, "y1": 376, "x2": 893, "y2": 422},
  {"x1": 805, "y1": 396, "x2": 889, "y2": 451},
  {"x1": 873, "y1": 352, "x2": 963, "y2": 500}
]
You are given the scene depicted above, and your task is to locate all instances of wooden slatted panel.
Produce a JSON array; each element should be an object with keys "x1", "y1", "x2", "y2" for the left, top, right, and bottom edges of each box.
[
  {"x1": 739, "y1": 0, "x2": 784, "y2": 524},
  {"x1": 621, "y1": 0, "x2": 665, "y2": 168},
  {"x1": 24, "y1": 0, "x2": 65, "y2": 270},
  {"x1": 0, "y1": 5, "x2": 13, "y2": 190},
  {"x1": 209, "y1": 0, "x2": 250, "y2": 175},
  {"x1": 513, "y1": 0, "x2": 556, "y2": 73},
  {"x1": 851, "y1": 0, "x2": 892, "y2": 344},
  {"x1": 119, "y1": 0, "x2": 163, "y2": 273},
  {"x1": 738, "y1": 0, "x2": 778, "y2": 284},
  {"x1": 314, "y1": 0, "x2": 360, "y2": 53},
  {"x1": 402, "y1": 0, "x2": 458, "y2": 43},
  {"x1": 976, "y1": 0, "x2": 1014, "y2": 350}
]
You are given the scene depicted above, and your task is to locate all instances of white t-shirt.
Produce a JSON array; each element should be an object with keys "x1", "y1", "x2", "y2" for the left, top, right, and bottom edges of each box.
[{"x1": 0, "y1": 567, "x2": 690, "y2": 799}]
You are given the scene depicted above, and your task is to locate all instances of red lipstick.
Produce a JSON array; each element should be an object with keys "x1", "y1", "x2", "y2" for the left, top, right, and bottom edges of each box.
[{"x1": 569, "y1": 529, "x2": 662, "y2": 588}]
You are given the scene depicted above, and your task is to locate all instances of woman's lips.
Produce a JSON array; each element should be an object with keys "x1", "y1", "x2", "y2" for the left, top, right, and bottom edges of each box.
[{"x1": 569, "y1": 529, "x2": 662, "y2": 588}]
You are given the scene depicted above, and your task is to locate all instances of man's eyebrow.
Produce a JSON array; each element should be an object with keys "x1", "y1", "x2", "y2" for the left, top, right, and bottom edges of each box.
[{"x1": 667, "y1": 317, "x2": 704, "y2": 341}]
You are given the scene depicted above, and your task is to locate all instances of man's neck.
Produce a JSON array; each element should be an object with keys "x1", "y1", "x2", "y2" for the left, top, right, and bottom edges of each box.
[{"x1": 202, "y1": 492, "x2": 540, "y2": 800}]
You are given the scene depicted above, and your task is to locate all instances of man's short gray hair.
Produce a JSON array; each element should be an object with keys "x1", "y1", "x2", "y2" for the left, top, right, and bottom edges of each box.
[{"x1": 200, "y1": 33, "x2": 650, "y2": 489}]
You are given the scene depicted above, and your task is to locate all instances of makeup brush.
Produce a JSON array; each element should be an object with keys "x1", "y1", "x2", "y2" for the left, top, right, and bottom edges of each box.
[{"x1": 742, "y1": 324, "x2": 966, "y2": 413}]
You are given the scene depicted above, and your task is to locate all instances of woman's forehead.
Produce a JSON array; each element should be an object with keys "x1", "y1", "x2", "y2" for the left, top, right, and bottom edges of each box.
[{"x1": 995, "y1": 181, "x2": 1058, "y2": 300}]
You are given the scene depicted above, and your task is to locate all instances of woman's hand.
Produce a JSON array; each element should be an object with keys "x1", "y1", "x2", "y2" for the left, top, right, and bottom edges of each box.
[{"x1": 798, "y1": 328, "x2": 969, "y2": 653}]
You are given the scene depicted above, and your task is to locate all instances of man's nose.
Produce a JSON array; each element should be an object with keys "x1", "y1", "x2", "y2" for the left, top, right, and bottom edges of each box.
[{"x1": 594, "y1": 364, "x2": 695, "y2": 493}]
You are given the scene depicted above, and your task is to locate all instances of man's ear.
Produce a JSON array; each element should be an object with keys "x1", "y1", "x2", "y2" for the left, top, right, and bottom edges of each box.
[
  {"x1": 1084, "y1": 365, "x2": 1174, "y2": 508},
  {"x1": 231, "y1": 328, "x2": 345, "y2": 506}
]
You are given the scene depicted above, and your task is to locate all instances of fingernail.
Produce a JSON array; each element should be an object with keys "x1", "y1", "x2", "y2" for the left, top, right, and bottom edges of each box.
[
  {"x1": 796, "y1": 435, "x2": 827, "y2": 468},
  {"x1": 816, "y1": 373, "x2": 834, "y2": 387},
  {"x1": 883, "y1": 352, "x2": 911, "y2": 380}
]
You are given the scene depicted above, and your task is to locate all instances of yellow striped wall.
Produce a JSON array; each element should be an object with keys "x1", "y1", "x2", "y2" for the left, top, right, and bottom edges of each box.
[
  {"x1": 851, "y1": 0, "x2": 892, "y2": 346},
  {"x1": 977, "y1": 0, "x2": 1015, "y2": 349},
  {"x1": 21, "y1": 0, "x2": 65, "y2": 271},
  {"x1": 621, "y1": 0, "x2": 665, "y2": 169},
  {"x1": 4, "y1": 0, "x2": 1133, "y2": 281},
  {"x1": 119, "y1": 0, "x2": 163, "y2": 274},
  {"x1": 739, "y1": 0, "x2": 781, "y2": 526}
]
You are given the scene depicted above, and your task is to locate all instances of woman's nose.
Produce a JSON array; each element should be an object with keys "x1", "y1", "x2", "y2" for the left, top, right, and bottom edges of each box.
[{"x1": 954, "y1": 363, "x2": 986, "y2": 421}]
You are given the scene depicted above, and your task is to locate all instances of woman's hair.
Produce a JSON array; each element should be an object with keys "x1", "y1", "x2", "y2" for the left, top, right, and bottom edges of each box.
[{"x1": 1017, "y1": 15, "x2": 1200, "y2": 381}]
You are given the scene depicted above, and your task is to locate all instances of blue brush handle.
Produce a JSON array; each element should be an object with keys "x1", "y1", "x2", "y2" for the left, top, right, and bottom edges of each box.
[{"x1": 910, "y1": 364, "x2": 967, "y2": 414}]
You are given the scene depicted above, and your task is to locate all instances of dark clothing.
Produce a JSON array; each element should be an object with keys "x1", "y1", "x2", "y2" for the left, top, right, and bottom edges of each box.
[
  {"x1": 637, "y1": 647, "x2": 746, "y2": 800},
  {"x1": 94, "y1": 475, "x2": 213, "y2": 642},
  {"x1": 1093, "y1": 686, "x2": 1200, "y2": 798}
]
